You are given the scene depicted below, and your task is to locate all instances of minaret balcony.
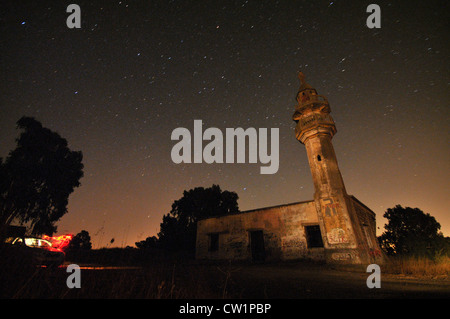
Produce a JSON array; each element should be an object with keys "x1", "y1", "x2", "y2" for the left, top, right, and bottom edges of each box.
[
  {"x1": 296, "y1": 112, "x2": 335, "y2": 130},
  {"x1": 293, "y1": 95, "x2": 331, "y2": 119},
  {"x1": 294, "y1": 112, "x2": 337, "y2": 143}
]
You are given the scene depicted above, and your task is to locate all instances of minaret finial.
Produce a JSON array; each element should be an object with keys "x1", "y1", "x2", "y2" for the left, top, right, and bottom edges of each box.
[
  {"x1": 297, "y1": 71, "x2": 313, "y2": 93},
  {"x1": 298, "y1": 71, "x2": 305, "y2": 85}
]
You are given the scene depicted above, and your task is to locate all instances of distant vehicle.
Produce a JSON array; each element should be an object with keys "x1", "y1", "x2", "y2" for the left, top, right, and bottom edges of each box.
[{"x1": 5, "y1": 236, "x2": 65, "y2": 267}]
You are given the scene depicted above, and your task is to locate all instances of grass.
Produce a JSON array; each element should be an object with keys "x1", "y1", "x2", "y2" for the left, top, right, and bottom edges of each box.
[
  {"x1": 1, "y1": 260, "x2": 227, "y2": 299},
  {"x1": 0, "y1": 247, "x2": 236, "y2": 299},
  {"x1": 383, "y1": 255, "x2": 450, "y2": 279}
]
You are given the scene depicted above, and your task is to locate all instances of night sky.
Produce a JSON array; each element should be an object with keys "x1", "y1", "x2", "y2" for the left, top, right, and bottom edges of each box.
[{"x1": 1, "y1": 0, "x2": 448, "y2": 248}]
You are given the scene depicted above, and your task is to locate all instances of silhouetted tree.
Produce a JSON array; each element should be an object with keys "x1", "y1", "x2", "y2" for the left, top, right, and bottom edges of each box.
[
  {"x1": 69, "y1": 230, "x2": 92, "y2": 251},
  {"x1": 378, "y1": 205, "x2": 448, "y2": 258},
  {"x1": 0, "y1": 117, "x2": 84, "y2": 236},
  {"x1": 158, "y1": 185, "x2": 239, "y2": 251},
  {"x1": 135, "y1": 236, "x2": 158, "y2": 249}
]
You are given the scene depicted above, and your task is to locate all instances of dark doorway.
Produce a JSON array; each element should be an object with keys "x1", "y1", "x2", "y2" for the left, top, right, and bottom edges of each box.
[
  {"x1": 208, "y1": 233, "x2": 219, "y2": 252},
  {"x1": 305, "y1": 225, "x2": 324, "y2": 248},
  {"x1": 250, "y1": 230, "x2": 265, "y2": 262}
]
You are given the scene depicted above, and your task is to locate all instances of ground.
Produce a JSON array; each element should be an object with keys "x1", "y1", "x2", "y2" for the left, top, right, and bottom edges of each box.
[
  {"x1": 219, "y1": 261, "x2": 450, "y2": 298},
  {"x1": 2, "y1": 256, "x2": 449, "y2": 299}
]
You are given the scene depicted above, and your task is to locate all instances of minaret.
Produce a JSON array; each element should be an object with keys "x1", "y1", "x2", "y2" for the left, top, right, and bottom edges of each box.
[{"x1": 293, "y1": 72, "x2": 376, "y2": 264}]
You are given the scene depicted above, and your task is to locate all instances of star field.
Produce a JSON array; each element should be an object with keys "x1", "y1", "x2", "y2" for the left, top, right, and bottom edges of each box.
[{"x1": 1, "y1": 0, "x2": 448, "y2": 247}]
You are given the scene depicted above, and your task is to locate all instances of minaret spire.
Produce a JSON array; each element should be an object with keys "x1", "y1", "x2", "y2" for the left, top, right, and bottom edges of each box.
[
  {"x1": 297, "y1": 71, "x2": 312, "y2": 92},
  {"x1": 298, "y1": 71, "x2": 306, "y2": 87}
]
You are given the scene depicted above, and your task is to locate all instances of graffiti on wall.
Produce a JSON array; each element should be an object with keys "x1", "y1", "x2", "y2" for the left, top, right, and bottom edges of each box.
[
  {"x1": 281, "y1": 235, "x2": 305, "y2": 250},
  {"x1": 320, "y1": 198, "x2": 349, "y2": 244},
  {"x1": 323, "y1": 198, "x2": 341, "y2": 216},
  {"x1": 331, "y1": 252, "x2": 354, "y2": 261},
  {"x1": 368, "y1": 249, "x2": 382, "y2": 257},
  {"x1": 327, "y1": 227, "x2": 348, "y2": 244}
]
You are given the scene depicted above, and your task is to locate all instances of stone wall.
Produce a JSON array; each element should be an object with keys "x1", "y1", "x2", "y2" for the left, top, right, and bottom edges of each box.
[
  {"x1": 196, "y1": 200, "x2": 325, "y2": 261},
  {"x1": 350, "y1": 195, "x2": 383, "y2": 260}
]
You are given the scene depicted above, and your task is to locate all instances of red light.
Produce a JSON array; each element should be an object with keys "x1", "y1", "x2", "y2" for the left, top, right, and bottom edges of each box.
[{"x1": 42, "y1": 234, "x2": 73, "y2": 252}]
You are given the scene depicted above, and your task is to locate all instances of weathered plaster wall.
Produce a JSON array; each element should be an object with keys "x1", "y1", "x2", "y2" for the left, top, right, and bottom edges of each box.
[
  {"x1": 196, "y1": 201, "x2": 324, "y2": 261},
  {"x1": 350, "y1": 196, "x2": 384, "y2": 261}
]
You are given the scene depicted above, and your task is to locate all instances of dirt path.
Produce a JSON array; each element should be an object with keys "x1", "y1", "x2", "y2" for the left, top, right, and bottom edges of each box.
[{"x1": 219, "y1": 262, "x2": 450, "y2": 298}]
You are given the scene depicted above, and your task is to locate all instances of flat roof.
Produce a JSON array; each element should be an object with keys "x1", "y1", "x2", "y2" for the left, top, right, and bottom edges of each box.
[
  {"x1": 198, "y1": 199, "x2": 314, "y2": 221},
  {"x1": 198, "y1": 195, "x2": 376, "y2": 221}
]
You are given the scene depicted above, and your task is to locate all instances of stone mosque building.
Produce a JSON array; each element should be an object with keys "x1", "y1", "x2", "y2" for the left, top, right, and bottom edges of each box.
[{"x1": 195, "y1": 73, "x2": 384, "y2": 265}]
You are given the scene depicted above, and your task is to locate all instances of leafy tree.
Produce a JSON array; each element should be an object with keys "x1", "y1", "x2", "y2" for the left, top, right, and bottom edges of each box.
[
  {"x1": 158, "y1": 185, "x2": 239, "y2": 251},
  {"x1": 69, "y1": 230, "x2": 92, "y2": 251},
  {"x1": 135, "y1": 236, "x2": 158, "y2": 249},
  {"x1": 378, "y1": 205, "x2": 447, "y2": 257},
  {"x1": 0, "y1": 117, "x2": 84, "y2": 236}
]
